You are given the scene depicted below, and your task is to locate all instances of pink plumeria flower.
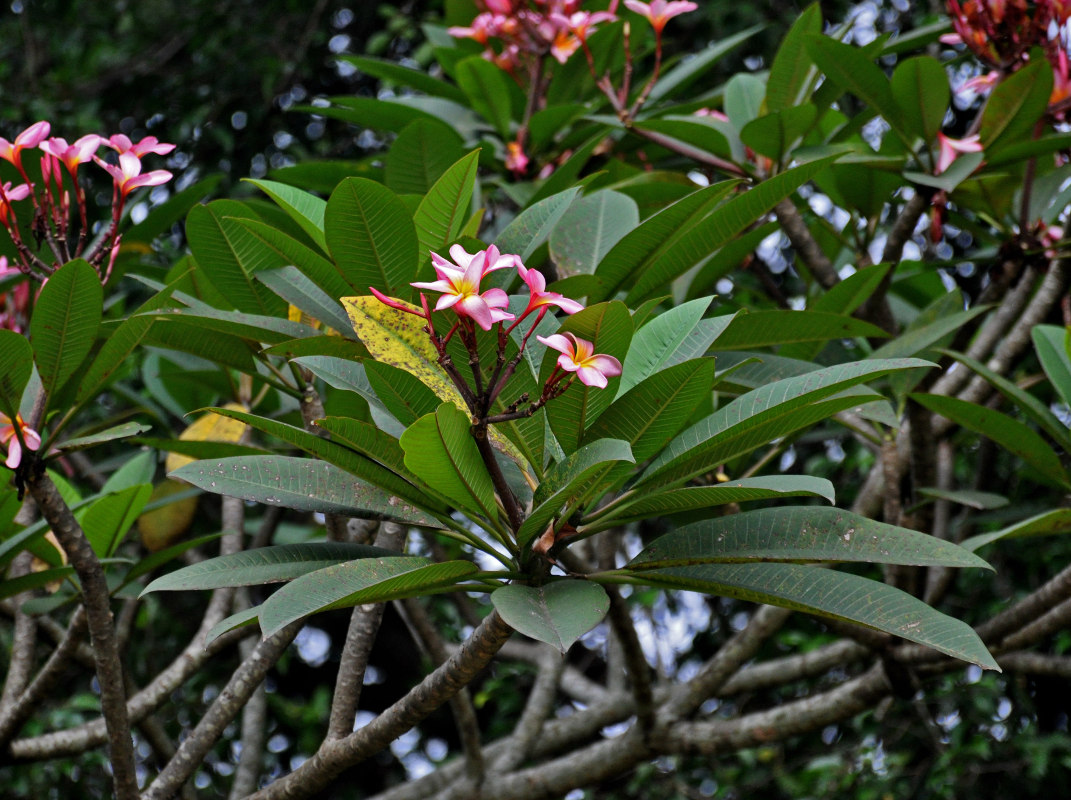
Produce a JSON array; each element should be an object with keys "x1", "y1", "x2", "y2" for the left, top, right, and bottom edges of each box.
[
  {"x1": 623, "y1": 0, "x2": 698, "y2": 35},
  {"x1": 0, "y1": 121, "x2": 51, "y2": 170},
  {"x1": 551, "y1": 10, "x2": 617, "y2": 44},
  {"x1": 515, "y1": 264, "x2": 584, "y2": 321},
  {"x1": 94, "y1": 151, "x2": 173, "y2": 198},
  {"x1": 537, "y1": 332, "x2": 622, "y2": 388},
  {"x1": 0, "y1": 182, "x2": 31, "y2": 225},
  {"x1": 0, "y1": 411, "x2": 42, "y2": 470},
  {"x1": 957, "y1": 71, "x2": 1000, "y2": 96},
  {"x1": 935, "y1": 132, "x2": 983, "y2": 174},
  {"x1": 413, "y1": 246, "x2": 516, "y2": 331},
  {"x1": 106, "y1": 134, "x2": 176, "y2": 157},
  {"x1": 40, "y1": 134, "x2": 102, "y2": 177},
  {"x1": 506, "y1": 141, "x2": 529, "y2": 175}
]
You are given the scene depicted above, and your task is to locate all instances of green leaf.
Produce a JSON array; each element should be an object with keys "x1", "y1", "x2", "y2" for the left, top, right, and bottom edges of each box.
[
  {"x1": 122, "y1": 532, "x2": 225, "y2": 586},
  {"x1": 765, "y1": 4, "x2": 822, "y2": 111},
  {"x1": 961, "y1": 509, "x2": 1071, "y2": 552},
  {"x1": 230, "y1": 218, "x2": 354, "y2": 300},
  {"x1": 587, "y1": 475, "x2": 835, "y2": 529},
  {"x1": 57, "y1": 422, "x2": 152, "y2": 453},
  {"x1": 204, "y1": 607, "x2": 261, "y2": 648},
  {"x1": 492, "y1": 581, "x2": 610, "y2": 652},
  {"x1": 325, "y1": 178, "x2": 420, "y2": 295},
  {"x1": 0, "y1": 567, "x2": 76, "y2": 601},
  {"x1": 0, "y1": 330, "x2": 32, "y2": 420},
  {"x1": 292, "y1": 355, "x2": 400, "y2": 434},
  {"x1": 169, "y1": 456, "x2": 444, "y2": 527},
  {"x1": 82, "y1": 484, "x2": 152, "y2": 558},
  {"x1": 714, "y1": 310, "x2": 889, "y2": 349},
  {"x1": 315, "y1": 416, "x2": 411, "y2": 477},
  {"x1": 548, "y1": 190, "x2": 639, "y2": 278},
  {"x1": 617, "y1": 562, "x2": 998, "y2": 669},
  {"x1": 592, "y1": 181, "x2": 739, "y2": 303},
  {"x1": 629, "y1": 507, "x2": 991, "y2": 570},
  {"x1": 639, "y1": 358, "x2": 933, "y2": 491},
  {"x1": 401, "y1": 403, "x2": 498, "y2": 522},
  {"x1": 141, "y1": 542, "x2": 401, "y2": 594},
  {"x1": 648, "y1": 25, "x2": 764, "y2": 103},
  {"x1": 256, "y1": 266, "x2": 355, "y2": 336},
  {"x1": 980, "y1": 58, "x2": 1053, "y2": 153},
  {"x1": 542, "y1": 302, "x2": 633, "y2": 454},
  {"x1": 340, "y1": 55, "x2": 468, "y2": 104},
  {"x1": 725, "y1": 73, "x2": 767, "y2": 132},
  {"x1": 413, "y1": 149, "x2": 480, "y2": 263},
  {"x1": 365, "y1": 359, "x2": 442, "y2": 427},
  {"x1": 143, "y1": 306, "x2": 320, "y2": 345},
  {"x1": 244, "y1": 178, "x2": 328, "y2": 252},
  {"x1": 455, "y1": 54, "x2": 515, "y2": 139},
  {"x1": 494, "y1": 187, "x2": 581, "y2": 262},
  {"x1": 911, "y1": 393, "x2": 1070, "y2": 487},
  {"x1": 385, "y1": 119, "x2": 467, "y2": 196},
  {"x1": 297, "y1": 97, "x2": 444, "y2": 134},
  {"x1": 626, "y1": 155, "x2": 842, "y2": 304},
  {"x1": 526, "y1": 131, "x2": 606, "y2": 207},
  {"x1": 740, "y1": 104, "x2": 818, "y2": 163},
  {"x1": 1033, "y1": 324, "x2": 1071, "y2": 410},
  {"x1": 915, "y1": 488, "x2": 1008, "y2": 510},
  {"x1": 805, "y1": 35, "x2": 907, "y2": 143},
  {"x1": 516, "y1": 439, "x2": 634, "y2": 547},
  {"x1": 868, "y1": 305, "x2": 990, "y2": 360},
  {"x1": 31, "y1": 259, "x2": 102, "y2": 397},
  {"x1": 259, "y1": 557, "x2": 478, "y2": 637},
  {"x1": 890, "y1": 56, "x2": 950, "y2": 143}
]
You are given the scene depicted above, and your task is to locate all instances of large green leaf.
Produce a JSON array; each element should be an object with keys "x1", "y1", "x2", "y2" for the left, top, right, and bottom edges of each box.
[
  {"x1": 231, "y1": 218, "x2": 354, "y2": 300},
  {"x1": 400, "y1": 403, "x2": 498, "y2": 522},
  {"x1": 58, "y1": 422, "x2": 151, "y2": 453},
  {"x1": 455, "y1": 55, "x2": 515, "y2": 139},
  {"x1": 626, "y1": 155, "x2": 842, "y2": 304},
  {"x1": 315, "y1": 416, "x2": 411, "y2": 477},
  {"x1": 143, "y1": 307, "x2": 320, "y2": 345},
  {"x1": 648, "y1": 25, "x2": 763, "y2": 103},
  {"x1": 244, "y1": 178, "x2": 328, "y2": 252},
  {"x1": 256, "y1": 266, "x2": 355, "y2": 336},
  {"x1": 541, "y1": 302, "x2": 633, "y2": 454},
  {"x1": 585, "y1": 475, "x2": 835, "y2": 530},
  {"x1": 31, "y1": 259, "x2": 102, "y2": 397},
  {"x1": 1033, "y1": 324, "x2": 1071, "y2": 410},
  {"x1": 170, "y1": 456, "x2": 444, "y2": 527},
  {"x1": 492, "y1": 581, "x2": 610, "y2": 652},
  {"x1": 413, "y1": 149, "x2": 480, "y2": 265},
  {"x1": 714, "y1": 310, "x2": 888, "y2": 349},
  {"x1": 0, "y1": 330, "x2": 32, "y2": 420},
  {"x1": 765, "y1": 4, "x2": 822, "y2": 111},
  {"x1": 890, "y1": 56, "x2": 949, "y2": 143},
  {"x1": 259, "y1": 557, "x2": 478, "y2": 637},
  {"x1": 740, "y1": 103, "x2": 818, "y2": 163},
  {"x1": 364, "y1": 360, "x2": 441, "y2": 427},
  {"x1": 494, "y1": 187, "x2": 581, "y2": 262},
  {"x1": 515, "y1": 439, "x2": 634, "y2": 547},
  {"x1": 292, "y1": 355, "x2": 399, "y2": 433},
  {"x1": 628, "y1": 507, "x2": 991, "y2": 569},
  {"x1": 638, "y1": 358, "x2": 932, "y2": 491},
  {"x1": 911, "y1": 393, "x2": 1070, "y2": 487},
  {"x1": 141, "y1": 542, "x2": 401, "y2": 594},
  {"x1": 325, "y1": 178, "x2": 420, "y2": 295},
  {"x1": 340, "y1": 55, "x2": 468, "y2": 104},
  {"x1": 980, "y1": 58, "x2": 1053, "y2": 154},
  {"x1": 385, "y1": 119, "x2": 467, "y2": 196},
  {"x1": 81, "y1": 484, "x2": 152, "y2": 558},
  {"x1": 548, "y1": 190, "x2": 639, "y2": 278},
  {"x1": 961, "y1": 509, "x2": 1071, "y2": 552},
  {"x1": 617, "y1": 562, "x2": 998, "y2": 669}
]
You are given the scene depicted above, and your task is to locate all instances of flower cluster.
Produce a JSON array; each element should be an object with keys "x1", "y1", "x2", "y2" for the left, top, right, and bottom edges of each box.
[
  {"x1": 373, "y1": 244, "x2": 620, "y2": 424},
  {"x1": 0, "y1": 121, "x2": 174, "y2": 283},
  {"x1": 0, "y1": 256, "x2": 32, "y2": 334},
  {"x1": 944, "y1": 0, "x2": 1071, "y2": 114}
]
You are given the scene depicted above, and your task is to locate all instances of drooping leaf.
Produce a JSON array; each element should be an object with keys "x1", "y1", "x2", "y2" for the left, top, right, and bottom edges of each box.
[
  {"x1": 259, "y1": 557, "x2": 478, "y2": 637},
  {"x1": 325, "y1": 178, "x2": 420, "y2": 295},
  {"x1": 141, "y1": 542, "x2": 402, "y2": 594},
  {"x1": 57, "y1": 422, "x2": 152, "y2": 453},
  {"x1": 616, "y1": 562, "x2": 998, "y2": 669},
  {"x1": 204, "y1": 607, "x2": 261, "y2": 648},
  {"x1": 400, "y1": 403, "x2": 498, "y2": 522},
  {"x1": 169, "y1": 456, "x2": 445, "y2": 527},
  {"x1": 1033, "y1": 324, "x2": 1071, "y2": 410},
  {"x1": 31, "y1": 259, "x2": 102, "y2": 397},
  {"x1": 142, "y1": 307, "x2": 320, "y2": 345},
  {"x1": 340, "y1": 55, "x2": 469, "y2": 103},
  {"x1": 714, "y1": 310, "x2": 888, "y2": 349},
  {"x1": 492, "y1": 580, "x2": 610, "y2": 652},
  {"x1": 961, "y1": 509, "x2": 1071, "y2": 552},
  {"x1": 915, "y1": 488, "x2": 1008, "y2": 510}
]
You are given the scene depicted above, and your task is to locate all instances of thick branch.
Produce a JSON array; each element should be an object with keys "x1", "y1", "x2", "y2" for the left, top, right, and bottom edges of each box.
[{"x1": 774, "y1": 198, "x2": 840, "y2": 289}]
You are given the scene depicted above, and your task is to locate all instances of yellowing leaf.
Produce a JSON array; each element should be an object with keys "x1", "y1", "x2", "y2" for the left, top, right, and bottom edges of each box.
[
  {"x1": 137, "y1": 480, "x2": 199, "y2": 552},
  {"x1": 166, "y1": 402, "x2": 250, "y2": 474},
  {"x1": 31, "y1": 531, "x2": 68, "y2": 593}
]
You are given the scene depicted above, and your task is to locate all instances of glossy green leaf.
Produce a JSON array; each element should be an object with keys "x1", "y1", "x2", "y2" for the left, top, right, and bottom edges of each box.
[
  {"x1": 401, "y1": 403, "x2": 497, "y2": 521},
  {"x1": 0, "y1": 567, "x2": 76, "y2": 601},
  {"x1": 617, "y1": 562, "x2": 998, "y2": 669},
  {"x1": 256, "y1": 266, "x2": 355, "y2": 336},
  {"x1": 639, "y1": 358, "x2": 932, "y2": 491},
  {"x1": 297, "y1": 97, "x2": 443, "y2": 133},
  {"x1": 204, "y1": 607, "x2": 261, "y2": 648},
  {"x1": 325, "y1": 177, "x2": 420, "y2": 295},
  {"x1": 962, "y1": 509, "x2": 1071, "y2": 552},
  {"x1": 587, "y1": 475, "x2": 835, "y2": 529},
  {"x1": 725, "y1": 73, "x2": 767, "y2": 132},
  {"x1": 765, "y1": 4, "x2": 822, "y2": 110},
  {"x1": 626, "y1": 155, "x2": 842, "y2": 304},
  {"x1": 260, "y1": 557, "x2": 478, "y2": 637},
  {"x1": 230, "y1": 218, "x2": 354, "y2": 300},
  {"x1": 492, "y1": 581, "x2": 610, "y2": 652},
  {"x1": 915, "y1": 488, "x2": 1008, "y2": 510},
  {"x1": 57, "y1": 422, "x2": 152, "y2": 453},
  {"x1": 494, "y1": 187, "x2": 581, "y2": 262},
  {"x1": 516, "y1": 439, "x2": 634, "y2": 547},
  {"x1": 456, "y1": 55, "x2": 514, "y2": 138},
  {"x1": 245, "y1": 178, "x2": 328, "y2": 252},
  {"x1": 629, "y1": 506, "x2": 991, "y2": 569},
  {"x1": 143, "y1": 307, "x2": 319, "y2": 344},
  {"x1": 170, "y1": 456, "x2": 444, "y2": 527},
  {"x1": 1033, "y1": 324, "x2": 1071, "y2": 410},
  {"x1": 980, "y1": 58, "x2": 1053, "y2": 153},
  {"x1": 911, "y1": 393, "x2": 1070, "y2": 487},
  {"x1": 648, "y1": 25, "x2": 763, "y2": 103},
  {"x1": 740, "y1": 103, "x2": 818, "y2": 163},
  {"x1": 890, "y1": 56, "x2": 950, "y2": 143},
  {"x1": 714, "y1": 310, "x2": 888, "y2": 349},
  {"x1": 141, "y1": 542, "x2": 401, "y2": 594},
  {"x1": 292, "y1": 355, "x2": 399, "y2": 432},
  {"x1": 31, "y1": 259, "x2": 102, "y2": 396},
  {"x1": 385, "y1": 118, "x2": 467, "y2": 196},
  {"x1": 868, "y1": 305, "x2": 990, "y2": 360},
  {"x1": 82, "y1": 484, "x2": 152, "y2": 558},
  {"x1": 413, "y1": 149, "x2": 480, "y2": 264},
  {"x1": 340, "y1": 55, "x2": 468, "y2": 103},
  {"x1": 365, "y1": 360, "x2": 441, "y2": 427},
  {"x1": 0, "y1": 330, "x2": 32, "y2": 420},
  {"x1": 617, "y1": 299, "x2": 712, "y2": 395},
  {"x1": 315, "y1": 416, "x2": 410, "y2": 477},
  {"x1": 548, "y1": 190, "x2": 639, "y2": 278}
]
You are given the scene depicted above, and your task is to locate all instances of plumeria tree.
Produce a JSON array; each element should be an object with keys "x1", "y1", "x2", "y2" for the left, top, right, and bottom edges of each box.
[{"x1": 2, "y1": 1, "x2": 1071, "y2": 799}]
